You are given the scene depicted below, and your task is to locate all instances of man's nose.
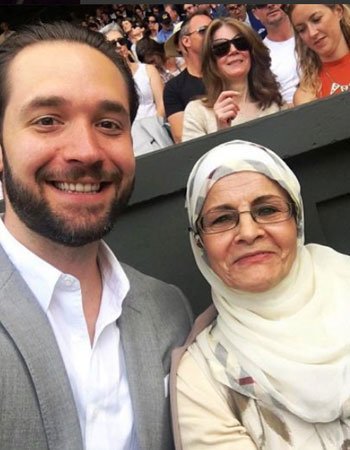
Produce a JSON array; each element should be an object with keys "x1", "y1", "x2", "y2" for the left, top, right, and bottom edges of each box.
[{"x1": 63, "y1": 122, "x2": 103, "y2": 164}]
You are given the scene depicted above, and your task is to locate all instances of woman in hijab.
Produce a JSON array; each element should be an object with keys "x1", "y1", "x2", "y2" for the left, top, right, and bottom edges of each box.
[{"x1": 171, "y1": 140, "x2": 350, "y2": 449}]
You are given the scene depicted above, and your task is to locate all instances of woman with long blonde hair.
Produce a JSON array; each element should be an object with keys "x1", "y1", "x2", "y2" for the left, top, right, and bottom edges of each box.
[{"x1": 287, "y1": 4, "x2": 350, "y2": 105}]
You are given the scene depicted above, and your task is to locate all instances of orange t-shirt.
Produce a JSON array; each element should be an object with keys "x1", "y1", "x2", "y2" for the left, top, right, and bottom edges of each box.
[{"x1": 318, "y1": 52, "x2": 350, "y2": 98}]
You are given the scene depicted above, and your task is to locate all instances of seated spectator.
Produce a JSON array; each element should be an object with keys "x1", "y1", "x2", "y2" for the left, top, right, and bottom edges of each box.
[
  {"x1": 252, "y1": 4, "x2": 299, "y2": 105},
  {"x1": 183, "y1": 4, "x2": 199, "y2": 17},
  {"x1": 121, "y1": 17, "x2": 134, "y2": 41},
  {"x1": 226, "y1": 4, "x2": 267, "y2": 38},
  {"x1": 165, "y1": 4, "x2": 182, "y2": 24},
  {"x1": 133, "y1": 4, "x2": 145, "y2": 22},
  {"x1": 145, "y1": 14, "x2": 159, "y2": 40},
  {"x1": 287, "y1": 4, "x2": 350, "y2": 105},
  {"x1": 182, "y1": 18, "x2": 284, "y2": 142},
  {"x1": 163, "y1": 12, "x2": 213, "y2": 143},
  {"x1": 136, "y1": 37, "x2": 184, "y2": 83},
  {"x1": 104, "y1": 27, "x2": 166, "y2": 154},
  {"x1": 157, "y1": 12, "x2": 174, "y2": 44},
  {"x1": 104, "y1": 28, "x2": 164, "y2": 120}
]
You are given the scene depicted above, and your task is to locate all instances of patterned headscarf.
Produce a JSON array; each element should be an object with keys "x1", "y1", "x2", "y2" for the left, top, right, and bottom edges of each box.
[{"x1": 186, "y1": 139, "x2": 304, "y2": 245}]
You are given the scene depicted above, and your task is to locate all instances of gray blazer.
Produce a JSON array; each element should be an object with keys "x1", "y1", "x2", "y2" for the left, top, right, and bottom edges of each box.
[{"x1": 0, "y1": 244, "x2": 193, "y2": 450}]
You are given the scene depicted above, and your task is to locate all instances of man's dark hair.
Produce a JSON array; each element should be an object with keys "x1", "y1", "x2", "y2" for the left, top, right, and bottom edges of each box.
[{"x1": 0, "y1": 21, "x2": 139, "y2": 130}]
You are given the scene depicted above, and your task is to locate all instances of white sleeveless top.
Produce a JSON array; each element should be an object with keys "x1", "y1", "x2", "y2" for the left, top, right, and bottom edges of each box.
[{"x1": 133, "y1": 63, "x2": 157, "y2": 120}]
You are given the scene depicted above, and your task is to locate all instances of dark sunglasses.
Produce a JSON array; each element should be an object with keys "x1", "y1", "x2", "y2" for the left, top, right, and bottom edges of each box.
[
  {"x1": 211, "y1": 35, "x2": 251, "y2": 57},
  {"x1": 110, "y1": 37, "x2": 129, "y2": 47}
]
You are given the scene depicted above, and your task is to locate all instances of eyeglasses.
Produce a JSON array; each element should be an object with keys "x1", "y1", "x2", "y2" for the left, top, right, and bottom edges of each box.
[
  {"x1": 254, "y1": 4, "x2": 269, "y2": 9},
  {"x1": 211, "y1": 35, "x2": 251, "y2": 57},
  {"x1": 186, "y1": 25, "x2": 208, "y2": 36},
  {"x1": 109, "y1": 37, "x2": 129, "y2": 47},
  {"x1": 197, "y1": 200, "x2": 294, "y2": 234}
]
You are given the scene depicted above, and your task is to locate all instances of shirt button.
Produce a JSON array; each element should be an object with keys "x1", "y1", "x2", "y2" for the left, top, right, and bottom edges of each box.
[{"x1": 62, "y1": 275, "x2": 74, "y2": 287}]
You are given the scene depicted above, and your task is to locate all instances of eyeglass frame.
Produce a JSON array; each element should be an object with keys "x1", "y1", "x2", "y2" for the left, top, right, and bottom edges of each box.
[
  {"x1": 185, "y1": 25, "x2": 208, "y2": 37},
  {"x1": 194, "y1": 201, "x2": 296, "y2": 235}
]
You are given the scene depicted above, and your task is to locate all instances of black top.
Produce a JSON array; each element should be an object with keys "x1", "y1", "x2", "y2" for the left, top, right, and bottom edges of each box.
[{"x1": 163, "y1": 69, "x2": 205, "y2": 118}]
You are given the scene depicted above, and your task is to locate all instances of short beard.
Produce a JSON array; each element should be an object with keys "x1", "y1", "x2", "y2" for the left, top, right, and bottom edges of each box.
[{"x1": 2, "y1": 152, "x2": 134, "y2": 247}]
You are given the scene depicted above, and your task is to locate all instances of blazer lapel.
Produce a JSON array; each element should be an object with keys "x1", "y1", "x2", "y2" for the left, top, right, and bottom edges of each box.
[
  {"x1": 0, "y1": 246, "x2": 83, "y2": 450},
  {"x1": 119, "y1": 285, "x2": 166, "y2": 450}
]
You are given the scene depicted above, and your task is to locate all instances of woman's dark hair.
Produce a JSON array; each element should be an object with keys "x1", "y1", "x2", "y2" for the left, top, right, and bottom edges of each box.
[
  {"x1": 201, "y1": 18, "x2": 283, "y2": 109},
  {"x1": 0, "y1": 21, "x2": 139, "y2": 129},
  {"x1": 135, "y1": 37, "x2": 165, "y2": 64}
]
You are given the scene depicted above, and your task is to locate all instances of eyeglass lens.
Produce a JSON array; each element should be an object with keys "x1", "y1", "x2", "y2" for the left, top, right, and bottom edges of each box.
[
  {"x1": 212, "y1": 35, "x2": 251, "y2": 57},
  {"x1": 199, "y1": 201, "x2": 292, "y2": 234}
]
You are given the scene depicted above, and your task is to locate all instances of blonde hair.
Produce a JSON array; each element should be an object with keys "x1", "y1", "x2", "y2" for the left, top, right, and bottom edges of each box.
[
  {"x1": 287, "y1": 4, "x2": 350, "y2": 96},
  {"x1": 201, "y1": 18, "x2": 283, "y2": 109}
]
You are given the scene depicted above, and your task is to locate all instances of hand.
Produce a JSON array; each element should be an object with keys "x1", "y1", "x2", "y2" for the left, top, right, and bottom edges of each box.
[{"x1": 213, "y1": 90, "x2": 240, "y2": 130}]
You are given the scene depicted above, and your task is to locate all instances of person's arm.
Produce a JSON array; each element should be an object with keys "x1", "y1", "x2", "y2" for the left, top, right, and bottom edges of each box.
[
  {"x1": 176, "y1": 351, "x2": 258, "y2": 449},
  {"x1": 293, "y1": 86, "x2": 317, "y2": 106},
  {"x1": 182, "y1": 101, "x2": 207, "y2": 142},
  {"x1": 167, "y1": 111, "x2": 184, "y2": 144},
  {"x1": 146, "y1": 64, "x2": 165, "y2": 118}
]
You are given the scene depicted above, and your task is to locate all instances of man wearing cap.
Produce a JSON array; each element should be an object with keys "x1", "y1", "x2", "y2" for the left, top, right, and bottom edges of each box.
[
  {"x1": 163, "y1": 11, "x2": 212, "y2": 143},
  {"x1": 156, "y1": 12, "x2": 174, "y2": 44}
]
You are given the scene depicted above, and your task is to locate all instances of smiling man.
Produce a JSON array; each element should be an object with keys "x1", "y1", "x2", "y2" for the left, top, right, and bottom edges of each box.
[{"x1": 0, "y1": 22, "x2": 192, "y2": 450}]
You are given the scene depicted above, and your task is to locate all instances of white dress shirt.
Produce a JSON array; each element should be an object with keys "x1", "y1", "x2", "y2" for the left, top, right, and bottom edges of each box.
[{"x1": 0, "y1": 219, "x2": 139, "y2": 450}]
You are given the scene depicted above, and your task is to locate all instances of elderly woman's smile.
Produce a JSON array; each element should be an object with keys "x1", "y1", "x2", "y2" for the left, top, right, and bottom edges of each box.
[{"x1": 201, "y1": 171, "x2": 298, "y2": 292}]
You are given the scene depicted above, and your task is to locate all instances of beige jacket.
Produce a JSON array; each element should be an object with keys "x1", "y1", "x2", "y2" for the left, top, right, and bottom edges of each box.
[{"x1": 182, "y1": 99, "x2": 282, "y2": 142}]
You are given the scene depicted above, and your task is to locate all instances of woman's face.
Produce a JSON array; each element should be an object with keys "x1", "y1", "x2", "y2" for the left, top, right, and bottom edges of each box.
[
  {"x1": 291, "y1": 4, "x2": 346, "y2": 62},
  {"x1": 122, "y1": 19, "x2": 133, "y2": 34},
  {"x1": 213, "y1": 24, "x2": 251, "y2": 81},
  {"x1": 105, "y1": 30, "x2": 129, "y2": 60},
  {"x1": 200, "y1": 172, "x2": 298, "y2": 292}
]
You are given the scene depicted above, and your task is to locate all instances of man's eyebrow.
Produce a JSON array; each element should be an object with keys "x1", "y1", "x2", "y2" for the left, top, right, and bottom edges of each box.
[
  {"x1": 20, "y1": 96, "x2": 70, "y2": 117},
  {"x1": 19, "y1": 97, "x2": 129, "y2": 118},
  {"x1": 97, "y1": 100, "x2": 129, "y2": 117}
]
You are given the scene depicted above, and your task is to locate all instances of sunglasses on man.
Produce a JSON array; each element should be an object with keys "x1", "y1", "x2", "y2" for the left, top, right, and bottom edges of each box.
[
  {"x1": 185, "y1": 25, "x2": 208, "y2": 37},
  {"x1": 211, "y1": 35, "x2": 251, "y2": 58}
]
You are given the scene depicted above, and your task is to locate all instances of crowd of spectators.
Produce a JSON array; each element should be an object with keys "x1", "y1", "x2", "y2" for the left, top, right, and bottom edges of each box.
[{"x1": 1, "y1": 4, "x2": 349, "y2": 154}]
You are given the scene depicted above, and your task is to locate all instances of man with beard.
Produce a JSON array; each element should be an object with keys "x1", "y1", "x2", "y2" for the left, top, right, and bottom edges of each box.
[
  {"x1": 0, "y1": 22, "x2": 192, "y2": 450},
  {"x1": 252, "y1": 3, "x2": 299, "y2": 105}
]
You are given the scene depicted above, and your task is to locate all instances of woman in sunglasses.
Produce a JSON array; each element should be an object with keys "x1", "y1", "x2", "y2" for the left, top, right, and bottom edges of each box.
[
  {"x1": 105, "y1": 27, "x2": 165, "y2": 121},
  {"x1": 286, "y1": 4, "x2": 350, "y2": 105},
  {"x1": 182, "y1": 18, "x2": 284, "y2": 142},
  {"x1": 171, "y1": 139, "x2": 350, "y2": 449}
]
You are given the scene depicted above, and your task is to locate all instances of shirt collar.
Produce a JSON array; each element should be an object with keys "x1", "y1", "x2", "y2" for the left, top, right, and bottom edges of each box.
[{"x1": 0, "y1": 219, "x2": 130, "y2": 315}]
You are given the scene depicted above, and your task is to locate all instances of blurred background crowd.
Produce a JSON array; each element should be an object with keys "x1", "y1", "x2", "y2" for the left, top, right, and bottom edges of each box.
[{"x1": 1, "y1": 3, "x2": 349, "y2": 155}]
